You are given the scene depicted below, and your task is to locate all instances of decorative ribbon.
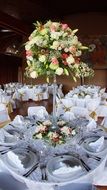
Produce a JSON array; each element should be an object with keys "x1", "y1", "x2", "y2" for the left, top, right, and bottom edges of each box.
[
  {"x1": 63, "y1": 104, "x2": 72, "y2": 112},
  {"x1": 6, "y1": 102, "x2": 13, "y2": 114},
  {"x1": 89, "y1": 111, "x2": 97, "y2": 121},
  {"x1": 0, "y1": 119, "x2": 11, "y2": 128},
  {"x1": 19, "y1": 92, "x2": 25, "y2": 101}
]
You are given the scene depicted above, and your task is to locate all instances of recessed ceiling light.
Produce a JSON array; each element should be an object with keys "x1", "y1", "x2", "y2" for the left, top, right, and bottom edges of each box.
[{"x1": 1, "y1": 29, "x2": 13, "y2": 32}]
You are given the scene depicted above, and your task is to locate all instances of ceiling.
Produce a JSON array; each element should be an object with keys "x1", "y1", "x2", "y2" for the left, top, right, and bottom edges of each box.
[{"x1": 0, "y1": 0, "x2": 107, "y2": 25}]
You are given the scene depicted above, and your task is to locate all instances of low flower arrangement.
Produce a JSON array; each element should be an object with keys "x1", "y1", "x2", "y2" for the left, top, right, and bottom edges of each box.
[{"x1": 33, "y1": 119, "x2": 76, "y2": 146}]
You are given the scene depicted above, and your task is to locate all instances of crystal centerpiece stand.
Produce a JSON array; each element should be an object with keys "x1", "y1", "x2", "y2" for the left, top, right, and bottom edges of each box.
[{"x1": 50, "y1": 75, "x2": 60, "y2": 132}]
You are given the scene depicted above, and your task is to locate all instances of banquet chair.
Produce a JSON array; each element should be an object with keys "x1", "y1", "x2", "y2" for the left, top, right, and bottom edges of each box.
[
  {"x1": 28, "y1": 106, "x2": 49, "y2": 120},
  {"x1": 0, "y1": 103, "x2": 10, "y2": 128},
  {"x1": 71, "y1": 106, "x2": 89, "y2": 118}
]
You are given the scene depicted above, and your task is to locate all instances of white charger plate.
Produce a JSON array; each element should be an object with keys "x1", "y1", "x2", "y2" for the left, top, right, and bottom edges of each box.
[
  {"x1": 46, "y1": 155, "x2": 86, "y2": 182},
  {"x1": 81, "y1": 136, "x2": 107, "y2": 155},
  {"x1": 1, "y1": 148, "x2": 39, "y2": 175}
]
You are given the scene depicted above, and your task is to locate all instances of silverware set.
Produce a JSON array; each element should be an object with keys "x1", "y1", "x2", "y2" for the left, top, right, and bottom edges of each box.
[{"x1": 23, "y1": 163, "x2": 47, "y2": 180}]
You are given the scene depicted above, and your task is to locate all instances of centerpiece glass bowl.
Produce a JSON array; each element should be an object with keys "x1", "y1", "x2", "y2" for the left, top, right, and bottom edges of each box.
[{"x1": 46, "y1": 155, "x2": 85, "y2": 182}]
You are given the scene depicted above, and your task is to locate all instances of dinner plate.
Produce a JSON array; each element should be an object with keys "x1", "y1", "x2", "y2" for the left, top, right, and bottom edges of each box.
[
  {"x1": 82, "y1": 136, "x2": 107, "y2": 155},
  {"x1": 46, "y1": 155, "x2": 86, "y2": 182},
  {"x1": 1, "y1": 148, "x2": 39, "y2": 175}
]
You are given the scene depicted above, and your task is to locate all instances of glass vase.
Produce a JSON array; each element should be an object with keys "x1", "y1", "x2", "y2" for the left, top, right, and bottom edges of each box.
[
  {"x1": 50, "y1": 74, "x2": 59, "y2": 132},
  {"x1": 80, "y1": 76, "x2": 85, "y2": 86},
  {"x1": 52, "y1": 74, "x2": 57, "y2": 124}
]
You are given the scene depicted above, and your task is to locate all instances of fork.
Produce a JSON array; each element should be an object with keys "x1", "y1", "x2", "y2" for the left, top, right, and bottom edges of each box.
[
  {"x1": 0, "y1": 146, "x2": 15, "y2": 155},
  {"x1": 23, "y1": 162, "x2": 39, "y2": 177},
  {"x1": 40, "y1": 164, "x2": 47, "y2": 181},
  {"x1": 79, "y1": 158, "x2": 91, "y2": 172},
  {"x1": 86, "y1": 153, "x2": 101, "y2": 161}
]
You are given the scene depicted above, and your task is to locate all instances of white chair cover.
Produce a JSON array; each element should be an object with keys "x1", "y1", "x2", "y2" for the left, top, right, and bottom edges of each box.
[
  {"x1": 0, "y1": 103, "x2": 10, "y2": 125},
  {"x1": 28, "y1": 106, "x2": 49, "y2": 120}
]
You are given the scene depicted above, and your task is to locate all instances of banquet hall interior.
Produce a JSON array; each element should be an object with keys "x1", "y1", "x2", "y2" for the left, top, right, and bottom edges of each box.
[{"x1": 0, "y1": 0, "x2": 107, "y2": 190}]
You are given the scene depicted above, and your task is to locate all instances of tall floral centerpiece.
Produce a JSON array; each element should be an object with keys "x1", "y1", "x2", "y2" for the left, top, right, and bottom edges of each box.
[
  {"x1": 75, "y1": 62, "x2": 94, "y2": 85},
  {"x1": 25, "y1": 20, "x2": 92, "y2": 131}
]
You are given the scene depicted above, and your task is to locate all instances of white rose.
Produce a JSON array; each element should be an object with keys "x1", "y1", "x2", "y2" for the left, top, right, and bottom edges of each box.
[
  {"x1": 75, "y1": 50, "x2": 82, "y2": 56},
  {"x1": 52, "y1": 22, "x2": 60, "y2": 28},
  {"x1": 51, "y1": 41, "x2": 59, "y2": 50},
  {"x1": 30, "y1": 71, "x2": 38, "y2": 79},
  {"x1": 36, "y1": 133, "x2": 42, "y2": 139},
  {"x1": 25, "y1": 44, "x2": 31, "y2": 51},
  {"x1": 71, "y1": 36, "x2": 78, "y2": 45},
  {"x1": 57, "y1": 120, "x2": 66, "y2": 126},
  {"x1": 66, "y1": 55, "x2": 75, "y2": 64},
  {"x1": 51, "y1": 32, "x2": 60, "y2": 40},
  {"x1": 64, "y1": 48, "x2": 69, "y2": 52},
  {"x1": 27, "y1": 56, "x2": 33, "y2": 61},
  {"x1": 55, "y1": 67, "x2": 63, "y2": 75},
  {"x1": 52, "y1": 132, "x2": 59, "y2": 138},
  {"x1": 42, "y1": 120, "x2": 52, "y2": 126},
  {"x1": 39, "y1": 55, "x2": 46, "y2": 62},
  {"x1": 31, "y1": 36, "x2": 43, "y2": 46},
  {"x1": 63, "y1": 32, "x2": 68, "y2": 37},
  {"x1": 74, "y1": 64, "x2": 79, "y2": 69},
  {"x1": 61, "y1": 126, "x2": 71, "y2": 135},
  {"x1": 58, "y1": 47, "x2": 62, "y2": 50},
  {"x1": 72, "y1": 130, "x2": 76, "y2": 136}
]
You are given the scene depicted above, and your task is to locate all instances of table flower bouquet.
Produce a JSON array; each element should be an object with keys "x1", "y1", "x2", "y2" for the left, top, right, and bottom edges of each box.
[
  {"x1": 33, "y1": 119, "x2": 76, "y2": 146},
  {"x1": 25, "y1": 20, "x2": 93, "y2": 145}
]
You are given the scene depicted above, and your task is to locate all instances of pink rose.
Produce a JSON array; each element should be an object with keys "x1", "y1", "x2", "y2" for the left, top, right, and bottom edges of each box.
[
  {"x1": 50, "y1": 25, "x2": 56, "y2": 32},
  {"x1": 26, "y1": 50, "x2": 32, "y2": 57},
  {"x1": 51, "y1": 57, "x2": 59, "y2": 65},
  {"x1": 69, "y1": 46, "x2": 76, "y2": 53},
  {"x1": 62, "y1": 24, "x2": 68, "y2": 30}
]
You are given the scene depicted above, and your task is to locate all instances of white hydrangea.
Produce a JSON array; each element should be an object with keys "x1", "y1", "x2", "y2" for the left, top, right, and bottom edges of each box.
[
  {"x1": 71, "y1": 36, "x2": 78, "y2": 45},
  {"x1": 51, "y1": 32, "x2": 62, "y2": 40},
  {"x1": 30, "y1": 36, "x2": 44, "y2": 46},
  {"x1": 51, "y1": 41, "x2": 60, "y2": 50},
  {"x1": 25, "y1": 44, "x2": 31, "y2": 51}
]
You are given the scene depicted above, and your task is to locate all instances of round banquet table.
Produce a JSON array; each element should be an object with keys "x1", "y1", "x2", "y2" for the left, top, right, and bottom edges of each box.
[{"x1": 3, "y1": 98, "x2": 107, "y2": 190}]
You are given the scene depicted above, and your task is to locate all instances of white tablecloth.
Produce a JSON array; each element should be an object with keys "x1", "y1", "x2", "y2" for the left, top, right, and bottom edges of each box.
[{"x1": 0, "y1": 155, "x2": 106, "y2": 190}]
